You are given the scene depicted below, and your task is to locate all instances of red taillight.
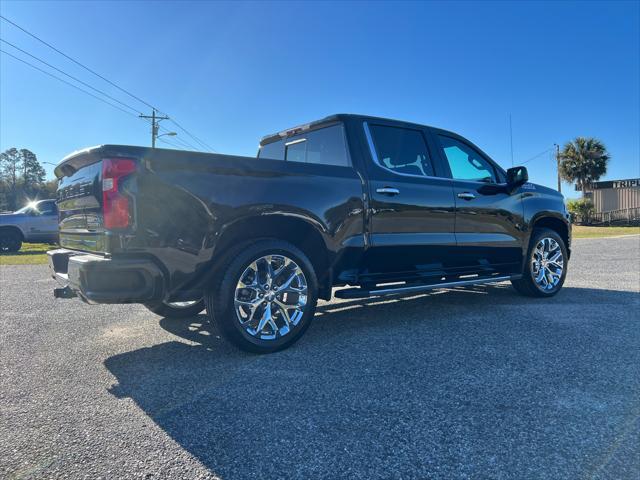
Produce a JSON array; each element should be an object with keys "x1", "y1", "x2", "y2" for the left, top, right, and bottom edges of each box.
[{"x1": 102, "y1": 158, "x2": 136, "y2": 229}]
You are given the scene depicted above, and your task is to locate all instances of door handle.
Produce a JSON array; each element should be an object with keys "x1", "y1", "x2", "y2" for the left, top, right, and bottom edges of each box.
[
  {"x1": 457, "y1": 192, "x2": 476, "y2": 200},
  {"x1": 376, "y1": 187, "x2": 400, "y2": 196}
]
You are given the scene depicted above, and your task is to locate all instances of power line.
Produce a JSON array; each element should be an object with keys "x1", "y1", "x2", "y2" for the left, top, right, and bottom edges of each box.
[
  {"x1": 168, "y1": 119, "x2": 216, "y2": 152},
  {"x1": 0, "y1": 49, "x2": 140, "y2": 119},
  {"x1": 521, "y1": 147, "x2": 554, "y2": 165},
  {"x1": 0, "y1": 14, "x2": 158, "y2": 112},
  {"x1": 0, "y1": 15, "x2": 215, "y2": 152},
  {"x1": 0, "y1": 38, "x2": 142, "y2": 115},
  {"x1": 158, "y1": 137, "x2": 187, "y2": 150},
  {"x1": 1, "y1": 48, "x2": 199, "y2": 149},
  {"x1": 163, "y1": 132, "x2": 199, "y2": 150}
]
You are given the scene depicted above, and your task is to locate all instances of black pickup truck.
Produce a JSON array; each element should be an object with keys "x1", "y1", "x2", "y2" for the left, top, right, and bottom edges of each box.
[{"x1": 48, "y1": 114, "x2": 570, "y2": 352}]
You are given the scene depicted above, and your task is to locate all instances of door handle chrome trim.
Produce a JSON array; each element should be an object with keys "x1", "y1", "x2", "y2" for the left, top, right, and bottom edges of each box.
[
  {"x1": 376, "y1": 187, "x2": 400, "y2": 195},
  {"x1": 457, "y1": 192, "x2": 476, "y2": 200}
]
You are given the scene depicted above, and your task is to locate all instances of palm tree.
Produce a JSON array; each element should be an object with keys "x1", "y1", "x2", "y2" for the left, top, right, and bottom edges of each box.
[{"x1": 559, "y1": 137, "x2": 610, "y2": 197}]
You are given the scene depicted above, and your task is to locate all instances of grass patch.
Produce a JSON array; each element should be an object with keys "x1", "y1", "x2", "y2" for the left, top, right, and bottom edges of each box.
[
  {"x1": 0, "y1": 243, "x2": 52, "y2": 265},
  {"x1": 573, "y1": 225, "x2": 640, "y2": 239}
]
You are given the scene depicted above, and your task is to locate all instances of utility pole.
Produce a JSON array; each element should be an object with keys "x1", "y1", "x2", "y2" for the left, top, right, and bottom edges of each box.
[
  {"x1": 139, "y1": 108, "x2": 170, "y2": 148},
  {"x1": 554, "y1": 143, "x2": 562, "y2": 193}
]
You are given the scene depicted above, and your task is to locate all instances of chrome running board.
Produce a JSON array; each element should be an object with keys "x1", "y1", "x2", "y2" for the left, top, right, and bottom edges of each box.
[{"x1": 334, "y1": 275, "x2": 516, "y2": 299}]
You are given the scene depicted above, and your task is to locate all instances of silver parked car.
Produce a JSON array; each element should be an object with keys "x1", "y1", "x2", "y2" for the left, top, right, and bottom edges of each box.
[{"x1": 0, "y1": 199, "x2": 58, "y2": 252}]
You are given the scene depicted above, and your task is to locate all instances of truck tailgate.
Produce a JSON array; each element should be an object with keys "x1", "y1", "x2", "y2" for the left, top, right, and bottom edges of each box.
[{"x1": 57, "y1": 157, "x2": 106, "y2": 252}]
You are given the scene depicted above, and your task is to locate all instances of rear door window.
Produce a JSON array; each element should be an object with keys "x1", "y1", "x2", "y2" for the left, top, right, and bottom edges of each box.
[
  {"x1": 368, "y1": 124, "x2": 435, "y2": 177},
  {"x1": 303, "y1": 124, "x2": 350, "y2": 166}
]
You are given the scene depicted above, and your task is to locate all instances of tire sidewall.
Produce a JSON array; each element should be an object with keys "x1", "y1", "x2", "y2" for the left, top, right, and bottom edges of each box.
[
  {"x1": 525, "y1": 228, "x2": 568, "y2": 297},
  {"x1": 210, "y1": 240, "x2": 318, "y2": 353}
]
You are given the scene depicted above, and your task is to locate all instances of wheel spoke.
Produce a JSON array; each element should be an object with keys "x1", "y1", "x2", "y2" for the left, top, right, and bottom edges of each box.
[
  {"x1": 548, "y1": 251, "x2": 563, "y2": 267},
  {"x1": 548, "y1": 269, "x2": 561, "y2": 278},
  {"x1": 273, "y1": 300, "x2": 291, "y2": 326},
  {"x1": 279, "y1": 268, "x2": 304, "y2": 291},
  {"x1": 284, "y1": 286, "x2": 306, "y2": 294},
  {"x1": 272, "y1": 257, "x2": 291, "y2": 281},
  {"x1": 235, "y1": 297, "x2": 262, "y2": 307},
  {"x1": 236, "y1": 299, "x2": 263, "y2": 326},
  {"x1": 255, "y1": 302, "x2": 272, "y2": 334},
  {"x1": 259, "y1": 256, "x2": 274, "y2": 285},
  {"x1": 541, "y1": 269, "x2": 550, "y2": 287}
]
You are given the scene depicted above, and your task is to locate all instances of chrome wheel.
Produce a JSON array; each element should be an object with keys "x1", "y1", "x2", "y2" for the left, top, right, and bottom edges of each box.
[
  {"x1": 234, "y1": 254, "x2": 308, "y2": 341},
  {"x1": 531, "y1": 237, "x2": 564, "y2": 291}
]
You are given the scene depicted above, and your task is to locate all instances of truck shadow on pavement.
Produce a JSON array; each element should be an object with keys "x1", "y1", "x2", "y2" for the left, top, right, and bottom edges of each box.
[{"x1": 104, "y1": 284, "x2": 640, "y2": 479}]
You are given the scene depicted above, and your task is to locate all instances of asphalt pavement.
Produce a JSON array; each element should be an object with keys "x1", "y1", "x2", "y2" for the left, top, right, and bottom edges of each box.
[{"x1": 1, "y1": 235, "x2": 639, "y2": 479}]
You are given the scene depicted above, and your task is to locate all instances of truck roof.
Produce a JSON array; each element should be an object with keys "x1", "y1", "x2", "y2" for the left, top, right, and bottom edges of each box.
[{"x1": 259, "y1": 113, "x2": 439, "y2": 146}]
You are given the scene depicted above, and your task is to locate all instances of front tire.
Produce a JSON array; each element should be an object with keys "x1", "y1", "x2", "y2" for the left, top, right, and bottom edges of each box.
[
  {"x1": 205, "y1": 239, "x2": 318, "y2": 353},
  {"x1": 511, "y1": 228, "x2": 568, "y2": 297}
]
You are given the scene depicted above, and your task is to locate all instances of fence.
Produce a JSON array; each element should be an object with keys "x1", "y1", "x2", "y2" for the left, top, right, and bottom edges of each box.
[{"x1": 588, "y1": 207, "x2": 640, "y2": 226}]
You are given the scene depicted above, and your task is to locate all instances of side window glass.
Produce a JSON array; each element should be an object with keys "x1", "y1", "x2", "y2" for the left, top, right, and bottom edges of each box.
[
  {"x1": 368, "y1": 125, "x2": 435, "y2": 177},
  {"x1": 38, "y1": 201, "x2": 56, "y2": 215},
  {"x1": 282, "y1": 124, "x2": 350, "y2": 166},
  {"x1": 305, "y1": 124, "x2": 350, "y2": 166},
  {"x1": 438, "y1": 135, "x2": 497, "y2": 183},
  {"x1": 285, "y1": 139, "x2": 307, "y2": 163},
  {"x1": 258, "y1": 139, "x2": 285, "y2": 160}
]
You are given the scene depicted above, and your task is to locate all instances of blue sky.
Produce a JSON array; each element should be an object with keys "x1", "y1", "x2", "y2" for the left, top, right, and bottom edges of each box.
[{"x1": 1, "y1": 0, "x2": 638, "y2": 197}]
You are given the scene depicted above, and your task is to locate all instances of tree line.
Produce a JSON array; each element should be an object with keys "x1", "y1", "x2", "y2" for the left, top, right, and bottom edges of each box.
[{"x1": 0, "y1": 148, "x2": 57, "y2": 212}]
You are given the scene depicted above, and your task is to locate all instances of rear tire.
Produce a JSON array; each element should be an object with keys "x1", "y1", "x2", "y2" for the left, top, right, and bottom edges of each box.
[
  {"x1": 205, "y1": 239, "x2": 318, "y2": 353},
  {"x1": 144, "y1": 299, "x2": 205, "y2": 318},
  {"x1": 511, "y1": 228, "x2": 568, "y2": 297},
  {"x1": 0, "y1": 229, "x2": 22, "y2": 253}
]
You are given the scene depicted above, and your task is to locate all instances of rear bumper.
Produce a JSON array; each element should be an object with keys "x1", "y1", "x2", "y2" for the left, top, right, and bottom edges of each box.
[{"x1": 47, "y1": 248, "x2": 163, "y2": 304}]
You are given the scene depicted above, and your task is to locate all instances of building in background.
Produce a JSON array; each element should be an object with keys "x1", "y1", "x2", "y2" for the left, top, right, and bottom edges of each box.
[
  {"x1": 581, "y1": 178, "x2": 640, "y2": 224},
  {"x1": 582, "y1": 178, "x2": 640, "y2": 212}
]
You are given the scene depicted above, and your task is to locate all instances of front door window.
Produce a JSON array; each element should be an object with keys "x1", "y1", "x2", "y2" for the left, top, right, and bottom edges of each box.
[{"x1": 438, "y1": 135, "x2": 497, "y2": 183}]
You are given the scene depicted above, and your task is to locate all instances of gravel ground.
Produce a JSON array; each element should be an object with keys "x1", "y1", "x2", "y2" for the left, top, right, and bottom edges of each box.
[{"x1": 1, "y1": 236, "x2": 639, "y2": 480}]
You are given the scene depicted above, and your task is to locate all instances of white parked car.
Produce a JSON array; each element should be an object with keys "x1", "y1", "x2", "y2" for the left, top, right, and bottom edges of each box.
[{"x1": 0, "y1": 199, "x2": 58, "y2": 252}]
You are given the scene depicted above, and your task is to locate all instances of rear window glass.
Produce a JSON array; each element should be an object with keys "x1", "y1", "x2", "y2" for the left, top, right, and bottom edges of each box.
[
  {"x1": 258, "y1": 140, "x2": 285, "y2": 160},
  {"x1": 285, "y1": 139, "x2": 306, "y2": 163},
  {"x1": 258, "y1": 124, "x2": 350, "y2": 167}
]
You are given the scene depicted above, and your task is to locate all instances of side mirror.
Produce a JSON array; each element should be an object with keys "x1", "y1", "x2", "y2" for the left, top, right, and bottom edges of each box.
[{"x1": 506, "y1": 166, "x2": 528, "y2": 189}]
